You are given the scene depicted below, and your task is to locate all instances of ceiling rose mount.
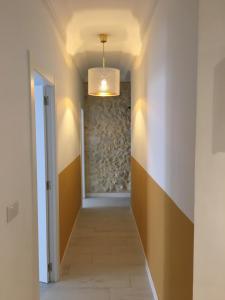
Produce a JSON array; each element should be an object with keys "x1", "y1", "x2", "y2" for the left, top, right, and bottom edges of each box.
[
  {"x1": 88, "y1": 33, "x2": 120, "y2": 97},
  {"x1": 99, "y1": 33, "x2": 108, "y2": 43}
]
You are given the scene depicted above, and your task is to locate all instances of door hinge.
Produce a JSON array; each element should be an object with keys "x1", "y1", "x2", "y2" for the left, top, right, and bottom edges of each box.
[
  {"x1": 46, "y1": 180, "x2": 51, "y2": 191},
  {"x1": 48, "y1": 262, "x2": 52, "y2": 273},
  {"x1": 44, "y1": 96, "x2": 49, "y2": 106}
]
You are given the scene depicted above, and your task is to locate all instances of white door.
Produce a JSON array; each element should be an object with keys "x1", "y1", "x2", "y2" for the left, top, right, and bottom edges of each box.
[{"x1": 35, "y1": 85, "x2": 50, "y2": 283}]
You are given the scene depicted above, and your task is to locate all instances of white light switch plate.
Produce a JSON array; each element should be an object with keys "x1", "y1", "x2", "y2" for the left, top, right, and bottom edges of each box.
[{"x1": 7, "y1": 202, "x2": 19, "y2": 223}]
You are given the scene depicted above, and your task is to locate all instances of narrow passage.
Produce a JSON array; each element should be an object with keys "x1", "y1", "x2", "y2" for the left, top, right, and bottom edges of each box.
[{"x1": 41, "y1": 205, "x2": 153, "y2": 300}]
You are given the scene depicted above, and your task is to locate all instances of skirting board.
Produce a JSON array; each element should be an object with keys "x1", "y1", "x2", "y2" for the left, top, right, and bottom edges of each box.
[
  {"x1": 60, "y1": 209, "x2": 81, "y2": 276},
  {"x1": 83, "y1": 197, "x2": 130, "y2": 208},
  {"x1": 131, "y1": 208, "x2": 159, "y2": 300},
  {"x1": 86, "y1": 192, "x2": 131, "y2": 198}
]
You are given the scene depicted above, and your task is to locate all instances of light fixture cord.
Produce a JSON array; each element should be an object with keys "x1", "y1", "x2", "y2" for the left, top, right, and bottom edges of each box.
[{"x1": 102, "y1": 41, "x2": 105, "y2": 68}]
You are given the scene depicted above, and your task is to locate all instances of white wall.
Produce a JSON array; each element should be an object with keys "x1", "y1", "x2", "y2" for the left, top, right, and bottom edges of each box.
[
  {"x1": 0, "y1": 0, "x2": 82, "y2": 299},
  {"x1": 131, "y1": 0, "x2": 198, "y2": 221},
  {"x1": 194, "y1": 1, "x2": 225, "y2": 299}
]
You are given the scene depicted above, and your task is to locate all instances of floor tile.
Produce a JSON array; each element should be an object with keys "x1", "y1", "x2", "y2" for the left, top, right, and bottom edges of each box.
[
  {"x1": 42, "y1": 287, "x2": 110, "y2": 300},
  {"x1": 110, "y1": 288, "x2": 153, "y2": 300},
  {"x1": 40, "y1": 205, "x2": 153, "y2": 300}
]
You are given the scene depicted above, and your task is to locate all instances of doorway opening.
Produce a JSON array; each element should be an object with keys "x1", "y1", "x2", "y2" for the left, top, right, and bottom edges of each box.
[{"x1": 31, "y1": 70, "x2": 59, "y2": 295}]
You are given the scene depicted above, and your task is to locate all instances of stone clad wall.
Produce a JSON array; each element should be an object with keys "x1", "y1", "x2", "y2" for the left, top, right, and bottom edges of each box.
[{"x1": 84, "y1": 82, "x2": 131, "y2": 193}]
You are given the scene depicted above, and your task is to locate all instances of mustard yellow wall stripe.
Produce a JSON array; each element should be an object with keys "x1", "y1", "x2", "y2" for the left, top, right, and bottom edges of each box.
[
  {"x1": 59, "y1": 156, "x2": 81, "y2": 261},
  {"x1": 131, "y1": 157, "x2": 194, "y2": 300}
]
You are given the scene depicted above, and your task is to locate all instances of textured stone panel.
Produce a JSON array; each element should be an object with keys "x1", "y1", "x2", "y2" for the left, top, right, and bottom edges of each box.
[{"x1": 84, "y1": 82, "x2": 131, "y2": 193}]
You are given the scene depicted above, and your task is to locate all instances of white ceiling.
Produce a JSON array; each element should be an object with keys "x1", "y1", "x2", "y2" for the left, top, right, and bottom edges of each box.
[{"x1": 45, "y1": 0, "x2": 157, "y2": 81}]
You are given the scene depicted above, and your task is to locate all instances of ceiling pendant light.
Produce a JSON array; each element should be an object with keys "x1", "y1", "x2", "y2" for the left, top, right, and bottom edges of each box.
[{"x1": 88, "y1": 34, "x2": 120, "y2": 97}]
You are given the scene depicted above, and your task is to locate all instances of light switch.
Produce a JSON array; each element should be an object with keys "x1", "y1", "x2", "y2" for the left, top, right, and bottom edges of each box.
[{"x1": 7, "y1": 202, "x2": 19, "y2": 223}]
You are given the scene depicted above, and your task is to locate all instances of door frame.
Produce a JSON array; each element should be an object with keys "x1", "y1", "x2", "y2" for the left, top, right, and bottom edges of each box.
[
  {"x1": 80, "y1": 108, "x2": 86, "y2": 203},
  {"x1": 28, "y1": 51, "x2": 60, "y2": 283}
]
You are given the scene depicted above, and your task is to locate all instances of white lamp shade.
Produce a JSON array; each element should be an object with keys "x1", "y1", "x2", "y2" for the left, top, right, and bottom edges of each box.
[{"x1": 88, "y1": 68, "x2": 120, "y2": 96}]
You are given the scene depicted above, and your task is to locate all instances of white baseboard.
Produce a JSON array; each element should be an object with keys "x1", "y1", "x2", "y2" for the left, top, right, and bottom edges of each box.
[
  {"x1": 60, "y1": 209, "x2": 81, "y2": 275},
  {"x1": 145, "y1": 258, "x2": 159, "y2": 300},
  {"x1": 83, "y1": 197, "x2": 130, "y2": 208},
  {"x1": 86, "y1": 192, "x2": 131, "y2": 198},
  {"x1": 130, "y1": 209, "x2": 159, "y2": 300}
]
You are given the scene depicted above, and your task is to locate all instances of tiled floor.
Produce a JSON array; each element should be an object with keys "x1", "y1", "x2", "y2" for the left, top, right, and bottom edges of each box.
[{"x1": 40, "y1": 205, "x2": 154, "y2": 300}]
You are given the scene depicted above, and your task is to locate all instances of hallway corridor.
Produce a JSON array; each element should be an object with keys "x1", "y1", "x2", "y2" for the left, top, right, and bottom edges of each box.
[{"x1": 40, "y1": 205, "x2": 153, "y2": 300}]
